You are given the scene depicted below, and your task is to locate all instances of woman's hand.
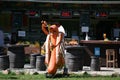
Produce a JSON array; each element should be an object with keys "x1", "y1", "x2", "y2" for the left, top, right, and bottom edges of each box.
[
  {"x1": 41, "y1": 20, "x2": 47, "y2": 27},
  {"x1": 41, "y1": 20, "x2": 49, "y2": 35},
  {"x1": 50, "y1": 44, "x2": 56, "y2": 50}
]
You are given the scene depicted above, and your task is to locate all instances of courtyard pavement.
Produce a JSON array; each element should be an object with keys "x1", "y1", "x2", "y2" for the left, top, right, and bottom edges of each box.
[{"x1": 9, "y1": 64, "x2": 120, "y2": 76}]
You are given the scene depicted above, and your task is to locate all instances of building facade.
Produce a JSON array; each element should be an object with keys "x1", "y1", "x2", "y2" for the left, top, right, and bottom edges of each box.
[{"x1": 0, "y1": 0, "x2": 120, "y2": 44}]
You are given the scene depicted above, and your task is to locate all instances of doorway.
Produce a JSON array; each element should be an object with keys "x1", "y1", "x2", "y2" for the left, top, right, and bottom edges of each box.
[{"x1": 95, "y1": 20, "x2": 114, "y2": 40}]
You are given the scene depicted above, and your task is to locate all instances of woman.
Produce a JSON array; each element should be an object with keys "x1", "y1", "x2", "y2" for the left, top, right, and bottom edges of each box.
[{"x1": 45, "y1": 24, "x2": 65, "y2": 77}]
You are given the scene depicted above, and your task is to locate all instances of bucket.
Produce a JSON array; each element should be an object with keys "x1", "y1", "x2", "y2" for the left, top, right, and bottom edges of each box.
[
  {"x1": 0, "y1": 55, "x2": 9, "y2": 70},
  {"x1": 8, "y1": 46, "x2": 25, "y2": 68},
  {"x1": 36, "y1": 56, "x2": 46, "y2": 71},
  {"x1": 90, "y1": 56, "x2": 100, "y2": 71},
  {"x1": 30, "y1": 53, "x2": 40, "y2": 68},
  {"x1": 65, "y1": 47, "x2": 84, "y2": 71}
]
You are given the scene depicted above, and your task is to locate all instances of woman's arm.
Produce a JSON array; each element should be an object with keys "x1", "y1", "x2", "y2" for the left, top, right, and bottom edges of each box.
[{"x1": 41, "y1": 21, "x2": 49, "y2": 35}]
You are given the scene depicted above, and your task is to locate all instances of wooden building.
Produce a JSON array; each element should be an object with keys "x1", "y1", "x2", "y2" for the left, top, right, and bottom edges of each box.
[{"x1": 1, "y1": 0, "x2": 120, "y2": 67}]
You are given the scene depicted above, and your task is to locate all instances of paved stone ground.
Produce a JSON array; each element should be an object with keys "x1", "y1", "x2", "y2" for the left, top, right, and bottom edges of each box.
[
  {"x1": 73, "y1": 66, "x2": 120, "y2": 76},
  {"x1": 9, "y1": 64, "x2": 120, "y2": 76}
]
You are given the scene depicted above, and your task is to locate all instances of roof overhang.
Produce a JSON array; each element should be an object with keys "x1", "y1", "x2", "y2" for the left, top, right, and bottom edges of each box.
[{"x1": 1, "y1": 0, "x2": 120, "y2": 4}]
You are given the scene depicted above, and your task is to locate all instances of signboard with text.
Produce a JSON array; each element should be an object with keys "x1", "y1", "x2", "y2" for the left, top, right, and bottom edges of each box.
[
  {"x1": 94, "y1": 47, "x2": 100, "y2": 56},
  {"x1": 60, "y1": 11, "x2": 72, "y2": 18},
  {"x1": 26, "y1": 10, "x2": 41, "y2": 17},
  {"x1": 18, "y1": 31, "x2": 26, "y2": 37},
  {"x1": 81, "y1": 26, "x2": 89, "y2": 32}
]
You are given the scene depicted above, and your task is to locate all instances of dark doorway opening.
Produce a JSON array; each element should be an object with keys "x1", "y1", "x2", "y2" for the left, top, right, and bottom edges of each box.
[{"x1": 95, "y1": 20, "x2": 114, "y2": 40}]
